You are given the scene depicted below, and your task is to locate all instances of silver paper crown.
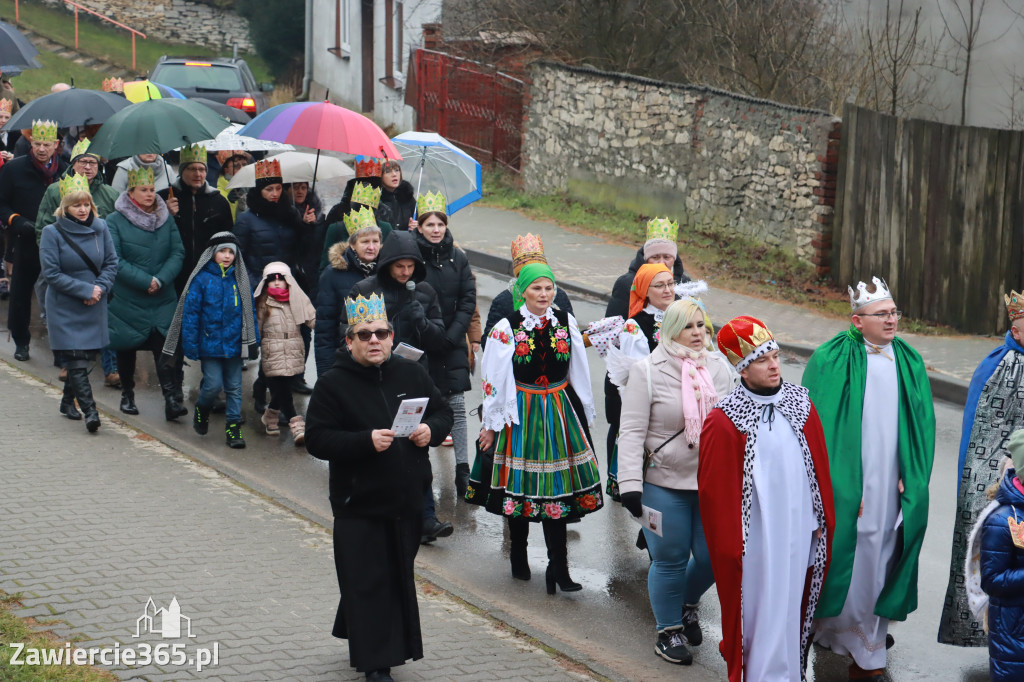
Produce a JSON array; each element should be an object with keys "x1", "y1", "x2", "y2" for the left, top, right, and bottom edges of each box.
[{"x1": 849, "y1": 276, "x2": 893, "y2": 312}]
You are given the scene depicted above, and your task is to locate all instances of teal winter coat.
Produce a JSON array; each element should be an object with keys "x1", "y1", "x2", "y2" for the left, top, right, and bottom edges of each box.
[{"x1": 106, "y1": 193, "x2": 184, "y2": 350}]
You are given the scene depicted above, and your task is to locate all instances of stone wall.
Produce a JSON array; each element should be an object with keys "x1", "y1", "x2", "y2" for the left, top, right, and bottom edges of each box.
[
  {"x1": 522, "y1": 62, "x2": 840, "y2": 268},
  {"x1": 33, "y1": 0, "x2": 251, "y2": 52}
]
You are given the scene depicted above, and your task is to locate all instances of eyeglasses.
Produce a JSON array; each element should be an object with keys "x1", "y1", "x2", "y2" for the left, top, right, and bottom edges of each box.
[
  {"x1": 75, "y1": 159, "x2": 98, "y2": 167},
  {"x1": 858, "y1": 310, "x2": 902, "y2": 320},
  {"x1": 352, "y1": 329, "x2": 391, "y2": 342},
  {"x1": 648, "y1": 283, "x2": 673, "y2": 291}
]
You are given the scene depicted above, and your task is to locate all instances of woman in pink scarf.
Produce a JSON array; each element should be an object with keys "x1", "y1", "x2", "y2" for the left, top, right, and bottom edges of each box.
[{"x1": 616, "y1": 297, "x2": 737, "y2": 666}]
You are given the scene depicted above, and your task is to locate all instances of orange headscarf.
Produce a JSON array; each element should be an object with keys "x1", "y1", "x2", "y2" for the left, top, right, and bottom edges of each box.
[{"x1": 628, "y1": 263, "x2": 672, "y2": 319}]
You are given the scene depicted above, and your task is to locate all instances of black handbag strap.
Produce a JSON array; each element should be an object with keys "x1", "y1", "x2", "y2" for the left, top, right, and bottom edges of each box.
[
  {"x1": 53, "y1": 222, "x2": 101, "y2": 278},
  {"x1": 651, "y1": 426, "x2": 687, "y2": 455}
]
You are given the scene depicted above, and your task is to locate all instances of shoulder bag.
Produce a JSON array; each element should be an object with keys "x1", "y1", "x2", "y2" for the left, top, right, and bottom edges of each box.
[{"x1": 52, "y1": 222, "x2": 112, "y2": 300}]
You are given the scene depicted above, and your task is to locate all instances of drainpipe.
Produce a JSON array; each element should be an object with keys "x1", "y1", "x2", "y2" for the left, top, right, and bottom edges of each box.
[{"x1": 299, "y1": 0, "x2": 314, "y2": 100}]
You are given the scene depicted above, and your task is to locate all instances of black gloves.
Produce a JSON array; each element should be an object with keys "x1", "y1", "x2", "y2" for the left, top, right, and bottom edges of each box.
[
  {"x1": 247, "y1": 343, "x2": 260, "y2": 361},
  {"x1": 406, "y1": 299, "x2": 427, "y2": 331},
  {"x1": 10, "y1": 215, "x2": 34, "y2": 239},
  {"x1": 620, "y1": 491, "x2": 643, "y2": 518}
]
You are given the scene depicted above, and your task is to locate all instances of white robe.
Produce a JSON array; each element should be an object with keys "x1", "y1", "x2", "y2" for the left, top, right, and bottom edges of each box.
[
  {"x1": 741, "y1": 385, "x2": 818, "y2": 681},
  {"x1": 814, "y1": 342, "x2": 901, "y2": 670}
]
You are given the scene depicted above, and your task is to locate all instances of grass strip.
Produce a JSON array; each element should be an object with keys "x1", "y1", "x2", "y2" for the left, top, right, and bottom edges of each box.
[
  {"x1": 480, "y1": 169, "x2": 955, "y2": 335},
  {"x1": 0, "y1": 0, "x2": 271, "y2": 82},
  {"x1": 0, "y1": 591, "x2": 117, "y2": 681}
]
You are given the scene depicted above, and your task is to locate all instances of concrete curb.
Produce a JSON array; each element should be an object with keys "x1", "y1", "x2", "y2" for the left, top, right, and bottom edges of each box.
[{"x1": 464, "y1": 248, "x2": 971, "y2": 407}]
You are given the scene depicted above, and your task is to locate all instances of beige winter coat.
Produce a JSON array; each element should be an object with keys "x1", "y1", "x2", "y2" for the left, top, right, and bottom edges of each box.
[
  {"x1": 255, "y1": 261, "x2": 316, "y2": 377},
  {"x1": 617, "y1": 343, "x2": 737, "y2": 495}
]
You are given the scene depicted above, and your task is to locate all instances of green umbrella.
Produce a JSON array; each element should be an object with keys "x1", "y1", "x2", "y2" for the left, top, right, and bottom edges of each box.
[{"x1": 88, "y1": 98, "x2": 230, "y2": 160}]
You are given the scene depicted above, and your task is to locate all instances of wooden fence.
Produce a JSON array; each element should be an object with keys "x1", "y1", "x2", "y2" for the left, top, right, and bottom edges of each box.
[{"x1": 834, "y1": 103, "x2": 1024, "y2": 334}]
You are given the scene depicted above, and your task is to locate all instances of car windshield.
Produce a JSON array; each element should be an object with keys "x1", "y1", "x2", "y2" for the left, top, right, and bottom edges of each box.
[{"x1": 154, "y1": 64, "x2": 242, "y2": 92}]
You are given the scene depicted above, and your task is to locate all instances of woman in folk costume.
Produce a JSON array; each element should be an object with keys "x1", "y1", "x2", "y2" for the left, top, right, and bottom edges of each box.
[
  {"x1": 468, "y1": 260, "x2": 603, "y2": 594},
  {"x1": 617, "y1": 297, "x2": 736, "y2": 665},
  {"x1": 699, "y1": 316, "x2": 834, "y2": 682}
]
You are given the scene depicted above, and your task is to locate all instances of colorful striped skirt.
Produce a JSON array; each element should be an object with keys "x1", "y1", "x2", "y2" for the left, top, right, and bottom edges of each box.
[{"x1": 466, "y1": 379, "x2": 604, "y2": 521}]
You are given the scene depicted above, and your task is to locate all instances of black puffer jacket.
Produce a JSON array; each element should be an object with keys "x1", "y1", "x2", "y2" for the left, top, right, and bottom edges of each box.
[
  {"x1": 606, "y1": 246, "x2": 690, "y2": 318},
  {"x1": 414, "y1": 229, "x2": 476, "y2": 394},
  {"x1": 378, "y1": 179, "x2": 416, "y2": 231},
  {"x1": 158, "y1": 181, "x2": 234, "y2": 293},
  {"x1": 234, "y1": 188, "x2": 309, "y2": 291},
  {"x1": 314, "y1": 242, "x2": 375, "y2": 377},
  {"x1": 305, "y1": 350, "x2": 453, "y2": 518},
  {"x1": 347, "y1": 231, "x2": 446, "y2": 370}
]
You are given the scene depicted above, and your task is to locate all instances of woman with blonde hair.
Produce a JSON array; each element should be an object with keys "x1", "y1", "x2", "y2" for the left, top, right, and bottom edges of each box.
[
  {"x1": 617, "y1": 296, "x2": 736, "y2": 665},
  {"x1": 38, "y1": 174, "x2": 118, "y2": 432}
]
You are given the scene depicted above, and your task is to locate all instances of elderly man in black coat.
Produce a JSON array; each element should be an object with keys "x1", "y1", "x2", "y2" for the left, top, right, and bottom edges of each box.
[
  {"x1": 0, "y1": 122, "x2": 68, "y2": 360},
  {"x1": 306, "y1": 294, "x2": 453, "y2": 682}
]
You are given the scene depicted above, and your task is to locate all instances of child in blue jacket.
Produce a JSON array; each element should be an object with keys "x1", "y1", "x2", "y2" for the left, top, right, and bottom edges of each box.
[
  {"x1": 978, "y1": 429, "x2": 1024, "y2": 682},
  {"x1": 163, "y1": 232, "x2": 259, "y2": 448}
]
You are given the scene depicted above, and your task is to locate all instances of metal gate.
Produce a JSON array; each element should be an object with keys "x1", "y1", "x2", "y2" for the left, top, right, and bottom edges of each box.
[{"x1": 415, "y1": 49, "x2": 525, "y2": 172}]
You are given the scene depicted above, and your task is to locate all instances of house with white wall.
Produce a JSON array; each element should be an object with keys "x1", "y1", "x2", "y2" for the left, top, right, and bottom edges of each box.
[{"x1": 308, "y1": 0, "x2": 443, "y2": 132}]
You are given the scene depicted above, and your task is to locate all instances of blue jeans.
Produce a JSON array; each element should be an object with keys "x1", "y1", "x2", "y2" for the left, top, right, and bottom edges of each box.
[
  {"x1": 101, "y1": 348, "x2": 118, "y2": 375},
  {"x1": 642, "y1": 483, "x2": 715, "y2": 631},
  {"x1": 198, "y1": 357, "x2": 243, "y2": 423}
]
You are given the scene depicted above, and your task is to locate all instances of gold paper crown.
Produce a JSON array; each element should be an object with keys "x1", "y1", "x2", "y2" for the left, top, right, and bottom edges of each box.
[
  {"x1": 31, "y1": 119, "x2": 57, "y2": 143},
  {"x1": 849, "y1": 276, "x2": 893, "y2": 312},
  {"x1": 101, "y1": 77, "x2": 124, "y2": 93},
  {"x1": 646, "y1": 217, "x2": 679, "y2": 242},
  {"x1": 510, "y1": 233, "x2": 546, "y2": 273},
  {"x1": 1006, "y1": 290, "x2": 1024, "y2": 322},
  {"x1": 417, "y1": 191, "x2": 447, "y2": 215},
  {"x1": 126, "y1": 165, "x2": 155, "y2": 189},
  {"x1": 70, "y1": 137, "x2": 93, "y2": 160},
  {"x1": 254, "y1": 158, "x2": 282, "y2": 181},
  {"x1": 179, "y1": 144, "x2": 207, "y2": 167},
  {"x1": 0, "y1": 98, "x2": 12, "y2": 114},
  {"x1": 58, "y1": 172, "x2": 91, "y2": 199},
  {"x1": 354, "y1": 158, "x2": 383, "y2": 178},
  {"x1": 345, "y1": 293, "x2": 388, "y2": 327},
  {"x1": 350, "y1": 181, "x2": 381, "y2": 208},
  {"x1": 343, "y1": 206, "x2": 379, "y2": 233}
]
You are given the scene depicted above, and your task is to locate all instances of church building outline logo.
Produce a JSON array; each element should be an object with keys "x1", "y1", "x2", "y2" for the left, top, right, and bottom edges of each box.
[{"x1": 134, "y1": 597, "x2": 196, "y2": 639}]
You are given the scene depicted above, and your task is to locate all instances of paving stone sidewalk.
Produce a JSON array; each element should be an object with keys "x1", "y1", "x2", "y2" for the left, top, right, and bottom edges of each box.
[{"x1": 0, "y1": 363, "x2": 595, "y2": 681}]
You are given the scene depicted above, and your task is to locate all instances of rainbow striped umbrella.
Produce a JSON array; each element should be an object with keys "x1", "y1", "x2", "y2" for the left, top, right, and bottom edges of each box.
[{"x1": 237, "y1": 100, "x2": 401, "y2": 159}]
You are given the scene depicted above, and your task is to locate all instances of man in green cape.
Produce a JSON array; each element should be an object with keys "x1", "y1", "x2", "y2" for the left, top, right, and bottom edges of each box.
[{"x1": 802, "y1": 276, "x2": 935, "y2": 680}]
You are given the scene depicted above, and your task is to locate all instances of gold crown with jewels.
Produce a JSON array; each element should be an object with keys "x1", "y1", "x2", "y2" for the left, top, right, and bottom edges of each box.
[
  {"x1": 1006, "y1": 290, "x2": 1024, "y2": 322},
  {"x1": 59, "y1": 172, "x2": 91, "y2": 199},
  {"x1": 343, "y1": 205, "x2": 378, "y2": 233},
  {"x1": 416, "y1": 191, "x2": 447, "y2": 216},
  {"x1": 31, "y1": 119, "x2": 58, "y2": 143},
  {"x1": 646, "y1": 217, "x2": 679, "y2": 242},
  {"x1": 179, "y1": 143, "x2": 207, "y2": 167},
  {"x1": 351, "y1": 181, "x2": 381, "y2": 208},
  {"x1": 126, "y1": 165, "x2": 155, "y2": 189},
  {"x1": 346, "y1": 292, "x2": 388, "y2": 326}
]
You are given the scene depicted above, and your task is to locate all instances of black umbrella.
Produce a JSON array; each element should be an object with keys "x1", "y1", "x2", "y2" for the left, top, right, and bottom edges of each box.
[
  {"x1": 0, "y1": 21, "x2": 41, "y2": 72},
  {"x1": 3, "y1": 88, "x2": 131, "y2": 131},
  {"x1": 192, "y1": 97, "x2": 250, "y2": 124}
]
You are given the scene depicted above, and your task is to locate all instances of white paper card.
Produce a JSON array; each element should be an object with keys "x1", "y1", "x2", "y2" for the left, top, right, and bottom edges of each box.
[
  {"x1": 393, "y1": 343, "x2": 423, "y2": 361},
  {"x1": 630, "y1": 505, "x2": 664, "y2": 537},
  {"x1": 391, "y1": 398, "x2": 430, "y2": 437}
]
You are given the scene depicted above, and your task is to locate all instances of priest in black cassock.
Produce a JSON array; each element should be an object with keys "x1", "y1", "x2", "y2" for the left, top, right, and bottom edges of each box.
[{"x1": 306, "y1": 292, "x2": 453, "y2": 682}]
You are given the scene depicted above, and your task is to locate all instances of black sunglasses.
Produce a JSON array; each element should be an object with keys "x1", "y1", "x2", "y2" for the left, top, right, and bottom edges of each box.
[{"x1": 353, "y1": 329, "x2": 391, "y2": 342}]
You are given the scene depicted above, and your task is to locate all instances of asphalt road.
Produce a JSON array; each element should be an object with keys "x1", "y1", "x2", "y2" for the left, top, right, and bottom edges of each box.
[{"x1": 0, "y1": 268, "x2": 992, "y2": 681}]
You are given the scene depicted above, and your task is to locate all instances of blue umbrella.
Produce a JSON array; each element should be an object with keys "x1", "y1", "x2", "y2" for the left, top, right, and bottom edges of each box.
[{"x1": 390, "y1": 131, "x2": 482, "y2": 215}]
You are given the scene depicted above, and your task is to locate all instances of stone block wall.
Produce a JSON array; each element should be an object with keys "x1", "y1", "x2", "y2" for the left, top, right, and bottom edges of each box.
[
  {"x1": 522, "y1": 62, "x2": 840, "y2": 268},
  {"x1": 34, "y1": 0, "x2": 251, "y2": 52}
]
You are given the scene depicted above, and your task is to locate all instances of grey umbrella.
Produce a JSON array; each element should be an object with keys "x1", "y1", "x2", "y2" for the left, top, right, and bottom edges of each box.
[{"x1": 0, "y1": 21, "x2": 41, "y2": 72}]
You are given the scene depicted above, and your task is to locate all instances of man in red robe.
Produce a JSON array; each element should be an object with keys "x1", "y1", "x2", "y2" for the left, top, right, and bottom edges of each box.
[{"x1": 699, "y1": 315, "x2": 835, "y2": 682}]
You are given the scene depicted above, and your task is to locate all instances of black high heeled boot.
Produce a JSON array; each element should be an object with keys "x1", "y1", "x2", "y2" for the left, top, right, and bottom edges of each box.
[
  {"x1": 68, "y1": 366, "x2": 100, "y2": 433},
  {"x1": 509, "y1": 517, "x2": 531, "y2": 580},
  {"x1": 118, "y1": 352, "x2": 139, "y2": 415},
  {"x1": 59, "y1": 380, "x2": 82, "y2": 420},
  {"x1": 543, "y1": 518, "x2": 581, "y2": 594},
  {"x1": 156, "y1": 362, "x2": 188, "y2": 421}
]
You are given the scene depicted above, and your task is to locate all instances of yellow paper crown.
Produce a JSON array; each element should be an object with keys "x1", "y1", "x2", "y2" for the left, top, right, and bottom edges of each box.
[
  {"x1": 345, "y1": 293, "x2": 388, "y2": 327},
  {"x1": 343, "y1": 206, "x2": 379, "y2": 233},
  {"x1": 417, "y1": 191, "x2": 447, "y2": 215},
  {"x1": 179, "y1": 144, "x2": 207, "y2": 167},
  {"x1": 646, "y1": 217, "x2": 679, "y2": 242},
  {"x1": 70, "y1": 137, "x2": 93, "y2": 160},
  {"x1": 254, "y1": 158, "x2": 282, "y2": 182},
  {"x1": 101, "y1": 77, "x2": 124, "y2": 93},
  {"x1": 351, "y1": 181, "x2": 381, "y2": 208},
  {"x1": 31, "y1": 119, "x2": 58, "y2": 143},
  {"x1": 1006, "y1": 290, "x2": 1024, "y2": 322},
  {"x1": 126, "y1": 165, "x2": 155, "y2": 189},
  {"x1": 59, "y1": 172, "x2": 91, "y2": 199},
  {"x1": 0, "y1": 98, "x2": 12, "y2": 114},
  {"x1": 510, "y1": 233, "x2": 546, "y2": 273}
]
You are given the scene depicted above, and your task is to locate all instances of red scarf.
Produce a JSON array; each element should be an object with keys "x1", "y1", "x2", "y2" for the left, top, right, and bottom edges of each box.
[{"x1": 268, "y1": 287, "x2": 290, "y2": 302}]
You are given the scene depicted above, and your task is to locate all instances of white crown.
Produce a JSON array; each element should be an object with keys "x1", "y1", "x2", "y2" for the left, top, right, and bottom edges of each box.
[{"x1": 849, "y1": 276, "x2": 893, "y2": 312}]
